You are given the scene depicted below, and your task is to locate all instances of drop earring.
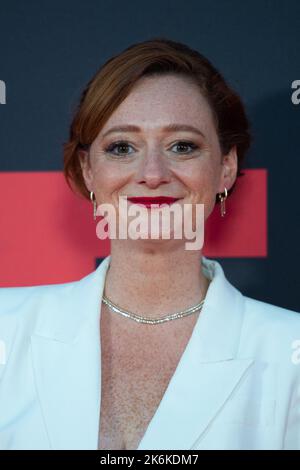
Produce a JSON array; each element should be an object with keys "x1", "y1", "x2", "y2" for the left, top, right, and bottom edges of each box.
[
  {"x1": 90, "y1": 191, "x2": 97, "y2": 220},
  {"x1": 218, "y1": 187, "x2": 228, "y2": 217}
]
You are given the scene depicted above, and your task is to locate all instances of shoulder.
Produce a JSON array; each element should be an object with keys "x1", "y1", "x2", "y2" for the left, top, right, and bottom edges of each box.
[
  {"x1": 0, "y1": 281, "x2": 77, "y2": 341},
  {"x1": 0, "y1": 281, "x2": 76, "y2": 317},
  {"x1": 0, "y1": 257, "x2": 109, "y2": 355},
  {"x1": 239, "y1": 294, "x2": 300, "y2": 371},
  {"x1": 205, "y1": 256, "x2": 300, "y2": 340},
  {"x1": 242, "y1": 294, "x2": 300, "y2": 333}
]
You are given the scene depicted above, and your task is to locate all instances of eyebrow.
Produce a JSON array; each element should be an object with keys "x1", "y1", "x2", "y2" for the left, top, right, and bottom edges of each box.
[{"x1": 102, "y1": 124, "x2": 206, "y2": 139}]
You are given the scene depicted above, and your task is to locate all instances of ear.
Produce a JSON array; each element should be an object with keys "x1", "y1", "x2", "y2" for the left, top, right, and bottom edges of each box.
[
  {"x1": 218, "y1": 145, "x2": 238, "y2": 193},
  {"x1": 79, "y1": 149, "x2": 94, "y2": 192}
]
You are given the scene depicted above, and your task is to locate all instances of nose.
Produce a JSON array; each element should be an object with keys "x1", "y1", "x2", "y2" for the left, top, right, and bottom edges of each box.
[{"x1": 135, "y1": 147, "x2": 172, "y2": 189}]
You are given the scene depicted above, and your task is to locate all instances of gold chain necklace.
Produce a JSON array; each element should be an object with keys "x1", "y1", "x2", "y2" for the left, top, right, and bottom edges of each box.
[{"x1": 101, "y1": 294, "x2": 206, "y2": 325}]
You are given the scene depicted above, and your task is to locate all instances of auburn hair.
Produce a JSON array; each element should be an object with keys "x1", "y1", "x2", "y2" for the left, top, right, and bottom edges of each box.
[{"x1": 63, "y1": 37, "x2": 251, "y2": 203}]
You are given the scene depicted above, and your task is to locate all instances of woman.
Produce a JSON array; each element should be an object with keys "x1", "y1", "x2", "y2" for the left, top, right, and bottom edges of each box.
[{"x1": 0, "y1": 38, "x2": 299, "y2": 451}]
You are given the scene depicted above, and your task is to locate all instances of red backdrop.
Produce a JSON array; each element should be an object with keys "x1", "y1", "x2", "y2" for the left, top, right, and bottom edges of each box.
[{"x1": 0, "y1": 169, "x2": 267, "y2": 286}]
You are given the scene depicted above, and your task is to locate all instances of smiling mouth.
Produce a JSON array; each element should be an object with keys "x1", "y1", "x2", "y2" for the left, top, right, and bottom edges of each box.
[{"x1": 127, "y1": 196, "x2": 182, "y2": 208}]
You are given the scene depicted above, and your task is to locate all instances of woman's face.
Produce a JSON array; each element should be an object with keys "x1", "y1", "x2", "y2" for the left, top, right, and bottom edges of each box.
[{"x1": 80, "y1": 74, "x2": 237, "y2": 243}]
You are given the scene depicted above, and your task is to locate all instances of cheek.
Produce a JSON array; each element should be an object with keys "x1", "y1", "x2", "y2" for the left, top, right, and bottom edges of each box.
[
  {"x1": 180, "y1": 163, "x2": 220, "y2": 219},
  {"x1": 91, "y1": 164, "x2": 127, "y2": 203},
  {"x1": 184, "y1": 166, "x2": 218, "y2": 199}
]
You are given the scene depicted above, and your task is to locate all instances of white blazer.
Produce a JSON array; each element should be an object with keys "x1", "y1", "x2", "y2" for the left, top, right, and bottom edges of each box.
[{"x1": 0, "y1": 255, "x2": 299, "y2": 450}]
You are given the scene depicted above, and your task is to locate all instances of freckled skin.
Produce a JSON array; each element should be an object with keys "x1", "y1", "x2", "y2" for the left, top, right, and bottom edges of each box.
[
  {"x1": 82, "y1": 74, "x2": 234, "y2": 223},
  {"x1": 80, "y1": 75, "x2": 238, "y2": 450},
  {"x1": 98, "y1": 303, "x2": 200, "y2": 450},
  {"x1": 80, "y1": 75, "x2": 237, "y2": 318}
]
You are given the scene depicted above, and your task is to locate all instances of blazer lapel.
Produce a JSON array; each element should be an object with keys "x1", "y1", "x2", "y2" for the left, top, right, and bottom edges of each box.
[
  {"x1": 137, "y1": 258, "x2": 254, "y2": 450},
  {"x1": 30, "y1": 256, "x2": 111, "y2": 450},
  {"x1": 137, "y1": 359, "x2": 254, "y2": 450}
]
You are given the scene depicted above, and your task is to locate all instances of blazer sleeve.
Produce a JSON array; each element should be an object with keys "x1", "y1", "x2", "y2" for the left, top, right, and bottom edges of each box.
[{"x1": 283, "y1": 378, "x2": 300, "y2": 449}]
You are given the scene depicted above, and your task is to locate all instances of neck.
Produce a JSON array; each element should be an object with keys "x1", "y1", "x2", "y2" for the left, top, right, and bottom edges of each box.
[{"x1": 103, "y1": 240, "x2": 210, "y2": 321}]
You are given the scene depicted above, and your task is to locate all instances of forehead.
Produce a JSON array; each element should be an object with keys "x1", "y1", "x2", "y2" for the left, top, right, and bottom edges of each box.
[{"x1": 99, "y1": 75, "x2": 216, "y2": 138}]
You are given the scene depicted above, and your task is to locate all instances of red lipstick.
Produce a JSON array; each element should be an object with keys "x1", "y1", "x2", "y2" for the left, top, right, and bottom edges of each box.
[{"x1": 127, "y1": 196, "x2": 181, "y2": 208}]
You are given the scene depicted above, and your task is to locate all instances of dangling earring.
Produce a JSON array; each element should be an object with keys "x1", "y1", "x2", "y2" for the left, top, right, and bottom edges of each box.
[
  {"x1": 90, "y1": 191, "x2": 97, "y2": 220},
  {"x1": 218, "y1": 187, "x2": 228, "y2": 217}
]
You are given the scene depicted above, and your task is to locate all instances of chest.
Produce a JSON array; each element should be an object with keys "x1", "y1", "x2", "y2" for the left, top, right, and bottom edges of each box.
[
  {"x1": 98, "y1": 353, "x2": 178, "y2": 450},
  {"x1": 97, "y1": 311, "x2": 194, "y2": 450}
]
